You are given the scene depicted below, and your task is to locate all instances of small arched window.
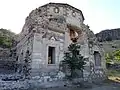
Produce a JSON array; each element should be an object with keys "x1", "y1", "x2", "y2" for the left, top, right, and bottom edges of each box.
[
  {"x1": 72, "y1": 11, "x2": 76, "y2": 17},
  {"x1": 54, "y1": 7, "x2": 59, "y2": 13}
]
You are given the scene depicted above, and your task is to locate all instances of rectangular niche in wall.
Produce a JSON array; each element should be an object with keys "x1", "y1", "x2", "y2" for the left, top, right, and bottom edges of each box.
[
  {"x1": 94, "y1": 51, "x2": 101, "y2": 66},
  {"x1": 48, "y1": 46, "x2": 55, "y2": 64}
]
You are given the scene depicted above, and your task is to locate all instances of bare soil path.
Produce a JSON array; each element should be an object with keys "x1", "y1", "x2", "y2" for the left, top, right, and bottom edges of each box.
[{"x1": 28, "y1": 80, "x2": 120, "y2": 90}]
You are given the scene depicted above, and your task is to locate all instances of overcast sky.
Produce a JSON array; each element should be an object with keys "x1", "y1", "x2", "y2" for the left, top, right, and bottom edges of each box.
[{"x1": 0, "y1": 0, "x2": 120, "y2": 34}]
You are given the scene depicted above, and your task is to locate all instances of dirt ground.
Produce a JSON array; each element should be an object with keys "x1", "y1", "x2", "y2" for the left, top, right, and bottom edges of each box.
[
  {"x1": 28, "y1": 80, "x2": 120, "y2": 90},
  {"x1": 43, "y1": 84, "x2": 120, "y2": 90},
  {"x1": 47, "y1": 86, "x2": 119, "y2": 90}
]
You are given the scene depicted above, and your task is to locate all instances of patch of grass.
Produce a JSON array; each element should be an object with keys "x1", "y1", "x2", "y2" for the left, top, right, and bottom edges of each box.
[{"x1": 107, "y1": 69, "x2": 120, "y2": 77}]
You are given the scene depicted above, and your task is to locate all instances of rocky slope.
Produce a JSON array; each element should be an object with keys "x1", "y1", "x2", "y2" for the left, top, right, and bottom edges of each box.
[
  {"x1": 95, "y1": 28, "x2": 120, "y2": 42},
  {"x1": 95, "y1": 28, "x2": 120, "y2": 53}
]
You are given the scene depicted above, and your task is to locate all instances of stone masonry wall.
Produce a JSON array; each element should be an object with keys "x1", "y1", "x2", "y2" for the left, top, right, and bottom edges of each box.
[{"x1": 16, "y1": 3, "x2": 106, "y2": 82}]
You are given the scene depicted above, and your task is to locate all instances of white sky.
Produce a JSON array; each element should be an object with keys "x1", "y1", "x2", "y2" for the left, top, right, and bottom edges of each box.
[{"x1": 0, "y1": 0, "x2": 120, "y2": 34}]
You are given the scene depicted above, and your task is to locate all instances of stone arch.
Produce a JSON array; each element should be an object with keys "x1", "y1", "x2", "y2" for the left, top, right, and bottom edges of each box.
[{"x1": 94, "y1": 51, "x2": 101, "y2": 66}]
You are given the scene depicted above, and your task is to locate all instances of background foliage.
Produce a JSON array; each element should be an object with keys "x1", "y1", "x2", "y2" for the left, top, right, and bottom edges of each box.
[
  {"x1": 105, "y1": 49, "x2": 120, "y2": 64},
  {"x1": 0, "y1": 28, "x2": 15, "y2": 48}
]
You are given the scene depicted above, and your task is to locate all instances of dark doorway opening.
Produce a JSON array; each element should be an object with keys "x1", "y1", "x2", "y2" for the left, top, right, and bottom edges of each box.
[
  {"x1": 94, "y1": 51, "x2": 101, "y2": 66},
  {"x1": 48, "y1": 46, "x2": 55, "y2": 64}
]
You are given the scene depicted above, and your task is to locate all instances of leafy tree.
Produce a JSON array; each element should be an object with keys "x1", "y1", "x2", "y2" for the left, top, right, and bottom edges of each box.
[
  {"x1": 62, "y1": 43, "x2": 86, "y2": 79},
  {"x1": 105, "y1": 50, "x2": 120, "y2": 64},
  {"x1": 113, "y1": 50, "x2": 120, "y2": 62},
  {"x1": 105, "y1": 52, "x2": 114, "y2": 64}
]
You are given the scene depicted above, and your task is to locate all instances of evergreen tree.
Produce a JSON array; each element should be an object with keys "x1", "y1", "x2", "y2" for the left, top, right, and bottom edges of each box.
[{"x1": 62, "y1": 43, "x2": 86, "y2": 79}]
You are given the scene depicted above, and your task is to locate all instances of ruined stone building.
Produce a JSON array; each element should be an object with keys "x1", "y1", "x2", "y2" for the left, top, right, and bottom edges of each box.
[{"x1": 15, "y1": 3, "x2": 106, "y2": 80}]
